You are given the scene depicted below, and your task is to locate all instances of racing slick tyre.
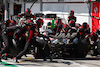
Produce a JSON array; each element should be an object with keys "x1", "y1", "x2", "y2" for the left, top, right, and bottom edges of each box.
[
  {"x1": 97, "y1": 41, "x2": 100, "y2": 54},
  {"x1": 35, "y1": 39, "x2": 50, "y2": 59},
  {"x1": 75, "y1": 39, "x2": 89, "y2": 58},
  {"x1": 10, "y1": 36, "x2": 26, "y2": 56}
]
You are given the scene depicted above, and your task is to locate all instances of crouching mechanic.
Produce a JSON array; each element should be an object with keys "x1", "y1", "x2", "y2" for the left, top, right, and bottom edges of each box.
[
  {"x1": 0, "y1": 19, "x2": 18, "y2": 62},
  {"x1": 13, "y1": 19, "x2": 39, "y2": 62},
  {"x1": 35, "y1": 18, "x2": 44, "y2": 33},
  {"x1": 53, "y1": 18, "x2": 63, "y2": 34},
  {"x1": 78, "y1": 22, "x2": 90, "y2": 38},
  {"x1": 73, "y1": 22, "x2": 90, "y2": 44}
]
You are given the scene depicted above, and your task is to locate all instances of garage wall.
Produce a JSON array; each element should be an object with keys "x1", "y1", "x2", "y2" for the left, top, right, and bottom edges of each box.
[{"x1": 26, "y1": 2, "x2": 90, "y2": 25}]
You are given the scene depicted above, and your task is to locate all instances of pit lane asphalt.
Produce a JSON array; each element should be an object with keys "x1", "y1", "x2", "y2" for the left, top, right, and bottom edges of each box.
[{"x1": 1, "y1": 54, "x2": 100, "y2": 67}]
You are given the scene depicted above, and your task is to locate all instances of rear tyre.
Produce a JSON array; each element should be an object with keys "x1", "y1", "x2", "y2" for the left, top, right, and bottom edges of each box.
[{"x1": 75, "y1": 39, "x2": 89, "y2": 58}]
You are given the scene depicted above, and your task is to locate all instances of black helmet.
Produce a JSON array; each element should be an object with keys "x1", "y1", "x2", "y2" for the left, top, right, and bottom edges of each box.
[
  {"x1": 6, "y1": 19, "x2": 11, "y2": 27},
  {"x1": 83, "y1": 22, "x2": 88, "y2": 29},
  {"x1": 25, "y1": 8, "x2": 31, "y2": 14},
  {"x1": 70, "y1": 10, "x2": 74, "y2": 16}
]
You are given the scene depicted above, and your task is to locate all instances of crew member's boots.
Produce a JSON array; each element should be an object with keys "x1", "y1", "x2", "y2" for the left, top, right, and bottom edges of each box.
[
  {"x1": 13, "y1": 57, "x2": 19, "y2": 63},
  {"x1": 43, "y1": 56, "x2": 47, "y2": 61},
  {"x1": 91, "y1": 49, "x2": 98, "y2": 56},
  {"x1": 2, "y1": 53, "x2": 7, "y2": 60}
]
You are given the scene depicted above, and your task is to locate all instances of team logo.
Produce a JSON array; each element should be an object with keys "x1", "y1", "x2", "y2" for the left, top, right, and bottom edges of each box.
[{"x1": 94, "y1": 5, "x2": 98, "y2": 13}]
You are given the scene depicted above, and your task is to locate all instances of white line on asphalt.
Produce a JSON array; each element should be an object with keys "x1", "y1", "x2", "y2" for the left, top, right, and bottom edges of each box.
[
  {"x1": 2, "y1": 60, "x2": 24, "y2": 67},
  {"x1": 61, "y1": 60, "x2": 88, "y2": 67}
]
